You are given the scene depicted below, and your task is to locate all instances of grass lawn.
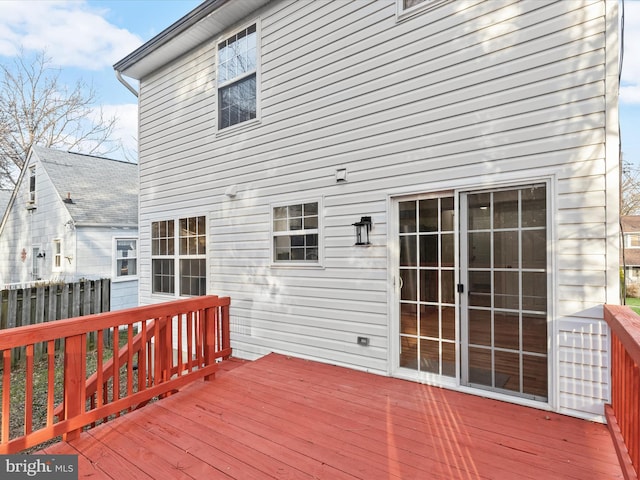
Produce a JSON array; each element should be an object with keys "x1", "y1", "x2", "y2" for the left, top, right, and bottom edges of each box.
[{"x1": 625, "y1": 297, "x2": 640, "y2": 315}]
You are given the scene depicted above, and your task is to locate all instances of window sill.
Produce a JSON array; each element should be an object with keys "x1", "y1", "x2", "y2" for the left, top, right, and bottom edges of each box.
[
  {"x1": 396, "y1": 0, "x2": 450, "y2": 22},
  {"x1": 113, "y1": 276, "x2": 138, "y2": 283},
  {"x1": 215, "y1": 117, "x2": 261, "y2": 138},
  {"x1": 270, "y1": 262, "x2": 325, "y2": 270}
]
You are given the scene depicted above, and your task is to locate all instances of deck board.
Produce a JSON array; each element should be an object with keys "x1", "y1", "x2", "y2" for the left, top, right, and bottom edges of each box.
[{"x1": 43, "y1": 354, "x2": 623, "y2": 479}]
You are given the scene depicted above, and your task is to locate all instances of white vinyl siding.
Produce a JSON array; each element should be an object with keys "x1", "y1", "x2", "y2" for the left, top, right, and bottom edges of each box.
[{"x1": 135, "y1": 0, "x2": 618, "y2": 420}]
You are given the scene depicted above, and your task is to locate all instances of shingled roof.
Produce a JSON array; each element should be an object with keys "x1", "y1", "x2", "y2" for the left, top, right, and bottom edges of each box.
[{"x1": 32, "y1": 145, "x2": 138, "y2": 226}]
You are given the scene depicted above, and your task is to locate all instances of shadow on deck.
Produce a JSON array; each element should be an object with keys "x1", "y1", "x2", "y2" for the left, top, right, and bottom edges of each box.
[{"x1": 42, "y1": 353, "x2": 623, "y2": 480}]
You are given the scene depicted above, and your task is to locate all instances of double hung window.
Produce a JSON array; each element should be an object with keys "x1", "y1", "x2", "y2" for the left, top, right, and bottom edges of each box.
[
  {"x1": 152, "y1": 216, "x2": 206, "y2": 296},
  {"x1": 115, "y1": 238, "x2": 138, "y2": 279},
  {"x1": 217, "y1": 24, "x2": 257, "y2": 130},
  {"x1": 273, "y1": 202, "x2": 320, "y2": 263}
]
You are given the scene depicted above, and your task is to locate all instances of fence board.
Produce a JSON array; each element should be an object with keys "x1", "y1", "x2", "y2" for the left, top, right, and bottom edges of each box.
[
  {"x1": 72, "y1": 283, "x2": 80, "y2": 318},
  {"x1": 0, "y1": 280, "x2": 111, "y2": 364},
  {"x1": 7, "y1": 290, "x2": 17, "y2": 329}
]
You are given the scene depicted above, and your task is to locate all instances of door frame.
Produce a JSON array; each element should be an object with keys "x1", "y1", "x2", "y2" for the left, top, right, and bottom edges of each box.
[{"x1": 387, "y1": 174, "x2": 557, "y2": 410}]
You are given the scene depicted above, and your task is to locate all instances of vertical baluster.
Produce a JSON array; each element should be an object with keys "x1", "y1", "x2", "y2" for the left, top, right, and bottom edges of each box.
[
  {"x1": 46, "y1": 340, "x2": 55, "y2": 427},
  {"x1": 127, "y1": 324, "x2": 134, "y2": 401},
  {"x1": 186, "y1": 312, "x2": 193, "y2": 373},
  {"x1": 24, "y1": 344, "x2": 34, "y2": 435},
  {"x1": 2, "y1": 350, "x2": 11, "y2": 444},
  {"x1": 112, "y1": 327, "x2": 120, "y2": 418},
  {"x1": 96, "y1": 330, "x2": 103, "y2": 409},
  {"x1": 154, "y1": 318, "x2": 161, "y2": 386},
  {"x1": 177, "y1": 313, "x2": 183, "y2": 377},
  {"x1": 138, "y1": 320, "x2": 147, "y2": 392}
]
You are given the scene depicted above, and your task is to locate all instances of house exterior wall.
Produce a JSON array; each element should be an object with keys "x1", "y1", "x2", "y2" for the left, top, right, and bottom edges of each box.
[
  {"x1": 75, "y1": 228, "x2": 139, "y2": 310},
  {"x1": 0, "y1": 155, "x2": 75, "y2": 285},
  {"x1": 135, "y1": 0, "x2": 619, "y2": 420},
  {"x1": 0, "y1": 155, "x2": 139, "y2": 311}
]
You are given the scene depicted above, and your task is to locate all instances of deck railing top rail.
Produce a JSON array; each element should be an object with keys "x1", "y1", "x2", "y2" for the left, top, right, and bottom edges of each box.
[
  {"x1": 0, "y1": 295, "x2": 231, "y2": 454},
  {"x1": 0, "y1": 295, "x2": 226, "y2": 349}
]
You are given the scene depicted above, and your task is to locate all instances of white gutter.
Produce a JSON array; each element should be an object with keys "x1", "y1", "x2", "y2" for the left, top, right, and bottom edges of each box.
[{"x1": 115, "y1": 70, "x2": 138, "y2": 98}]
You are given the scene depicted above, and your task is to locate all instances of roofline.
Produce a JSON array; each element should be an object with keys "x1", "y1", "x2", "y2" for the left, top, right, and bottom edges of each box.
[
  {"x1": 0, "y1": 148, "x2": 36, "y2": 238},
  {"x1": 74, "y1": 223, "x2": 138, "y2": 229},
  {"x1": 113, "y1": 0, "x2": 229, "y2": 73}
]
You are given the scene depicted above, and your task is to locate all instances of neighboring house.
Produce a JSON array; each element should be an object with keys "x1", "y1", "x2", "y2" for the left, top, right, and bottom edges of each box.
[
  {"x1": 114, "y1": 0, "x2": 620, "y2": 421},
  {"x1": 0, "y1": 146, "x2": 139, "y2": 310},
  {"x1": 0, "y1": 189, "x2": 11, "y2": 219},
  {"x1": 621, "y1": 215, "x2": 640, "y2": 296}
]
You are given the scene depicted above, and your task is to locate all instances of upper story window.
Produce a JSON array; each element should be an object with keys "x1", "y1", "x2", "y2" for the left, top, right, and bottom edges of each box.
[
  {"x1": 115, "y1": 238, "x2": 138, "y2": 279},
  {"x1": 53, "y1": 239, "x2": 62, "y2": 270},
  {"x1": 151, "y1": 216, "x2": 206, "y2": 296},
  {"x1": 272, "y1": 201, "x2": 320, "y2": 264},
  {"x1": 28, "y1": 166, "x2": 36, "y2": 204},
  {"x1": 217, "y1": 23, "x2": 257, "y2": 130}
]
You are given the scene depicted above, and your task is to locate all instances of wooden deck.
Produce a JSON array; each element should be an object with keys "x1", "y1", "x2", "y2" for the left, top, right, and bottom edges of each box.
[{"x1": 42, "y1": 353, "x2": 623, "y2": 479}]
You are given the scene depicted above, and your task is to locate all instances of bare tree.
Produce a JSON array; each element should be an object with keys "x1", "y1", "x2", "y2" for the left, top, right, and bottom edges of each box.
[
  {"x1": 0, "y1": 50, "x2": 120, "y2": 188},
  {"x1": 622, "y1": 161, "x2": 640, "y2": 216}
]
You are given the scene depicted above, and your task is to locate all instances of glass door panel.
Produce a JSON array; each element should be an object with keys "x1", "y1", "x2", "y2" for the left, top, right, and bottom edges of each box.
[
  {"x1": 398, "y1": 195, "x2": 456, "y2": 377},
  {"x1": 462, "y1": 184, "x2": 548, "y2": 401}
]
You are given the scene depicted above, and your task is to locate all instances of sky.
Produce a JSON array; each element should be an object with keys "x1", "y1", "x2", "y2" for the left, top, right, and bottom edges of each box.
[{"x1": 0, "y1": 0, "x2": 639, "y2": 165}]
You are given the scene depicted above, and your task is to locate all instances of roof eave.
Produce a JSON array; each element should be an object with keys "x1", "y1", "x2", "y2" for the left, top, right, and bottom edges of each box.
[{"x1": 114, "y1": 0, "x2": 270, "y2": 80}]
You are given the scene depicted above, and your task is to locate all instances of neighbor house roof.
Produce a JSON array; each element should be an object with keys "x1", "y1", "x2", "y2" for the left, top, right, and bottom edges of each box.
[
  {"x1": 621, "y1": 215, "x2": 640, "y2": 233},
  {"x1": 32, "y1": 145, "x2": 138, "y2": 227},
  {"x1": 114, "y1": 0, "x2": 270, "y2": 80}
]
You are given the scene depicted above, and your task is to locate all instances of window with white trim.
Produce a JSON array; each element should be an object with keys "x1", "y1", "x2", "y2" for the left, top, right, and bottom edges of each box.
[
  {"x1": 28, "y1": 166, "x2": 36, "y2": 204},
  {"x1": 115, "y1": 238, "x2": 137, "y2": 279},
  {"x1": 217, "y1": 23, "x2": 257, "y2": 130},
  {"x1": 626, "y1": 234, "x2": 640, "y2": 248},
  {"x1": 273, "y1": 202, "x2": 320, "y2": 263},
  {"x1": 53, "y1": 239, "x2": 62, "y2": 270},
  {"x1": 151, "y1": 216, "x2": 206, "y2": 296}
]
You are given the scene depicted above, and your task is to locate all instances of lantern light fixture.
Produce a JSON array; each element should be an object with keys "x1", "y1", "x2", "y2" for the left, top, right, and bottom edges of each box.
[{"x1": 353, "y1": 216, "x2": 372, "y2": 246}]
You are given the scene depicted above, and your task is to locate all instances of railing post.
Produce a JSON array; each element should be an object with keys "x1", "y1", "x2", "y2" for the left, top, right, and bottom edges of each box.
[
  {"x1": 203, "y1": 307, "x2": 216, "y2": 381},
  {"x1": 63, "y1": 334, "x2": 86, "y2": 441},
  {"x1": 222, "y1": 301, "x2": 231, "y2": 360}
]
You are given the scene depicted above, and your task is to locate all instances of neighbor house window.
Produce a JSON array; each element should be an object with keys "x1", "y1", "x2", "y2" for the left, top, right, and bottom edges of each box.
[
  {"x1": 273, "y1": 202, "x2": 320, "y2": 263},
  {"x1": 28, "y1": 166, "x2": 36, "y2": 204},
  {"x1": 53, "y1": 239, "x2": 62, "y2": 270},
  {"x1": 627, "y1": 234, "x2": 640, "y2": 248},
  {"x1": 217, "y1": 23, "x2": 257, "y2": 130},
  {"x1": 152, "y1": 216, "x2": 206, "y2": 296},
  {"x1": 115, "y1": 238, "x2": 137, "y2": 279}
]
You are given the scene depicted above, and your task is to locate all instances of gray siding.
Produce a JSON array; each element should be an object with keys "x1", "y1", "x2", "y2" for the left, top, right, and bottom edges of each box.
[{"x1": 136, "y1": 0, "x2": 618, "y2": 420}]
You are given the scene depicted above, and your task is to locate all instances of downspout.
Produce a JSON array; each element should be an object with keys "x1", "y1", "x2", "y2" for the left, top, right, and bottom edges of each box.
[{"x1": 115, "y1": 70, "x2": 138, "y2": 98}]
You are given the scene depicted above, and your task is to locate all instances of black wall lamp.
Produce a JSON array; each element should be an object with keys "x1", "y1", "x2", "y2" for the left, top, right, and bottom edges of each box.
[
  {"x1": 353, "y1": 216, "x2": 372, "y2": 246},
  {"x1": 37, "y1": 251, "x2": 46, "y2": 259}
]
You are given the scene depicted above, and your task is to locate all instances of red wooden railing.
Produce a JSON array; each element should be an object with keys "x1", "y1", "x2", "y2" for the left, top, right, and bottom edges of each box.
[
  {"x1": 604, "y1": 304, "x2": 640, "y2": 480},
  {"x1": 0, "y1": 295, "x2": 231, "y2": 454}
]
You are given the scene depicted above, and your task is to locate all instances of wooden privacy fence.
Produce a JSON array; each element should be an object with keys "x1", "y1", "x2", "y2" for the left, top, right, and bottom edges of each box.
[
  {"x1": 604, "y1": 305, "x2": 640, "y2": 480},
  {"x1": 0, "y1": 295, "x2": 231, "y2": 454},
  {"x1": 0, "y1": 279, "x2": 110, "y2": 364}
]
